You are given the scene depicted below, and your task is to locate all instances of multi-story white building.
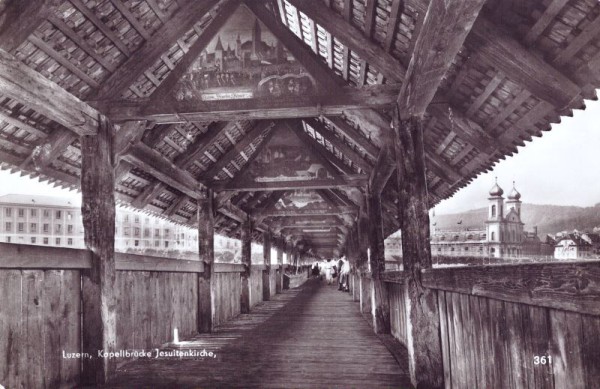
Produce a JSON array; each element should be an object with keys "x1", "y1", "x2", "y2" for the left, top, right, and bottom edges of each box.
[
  {"x1": 0, "y1": 194, "x2": 198, "y2": 254},
  {"x1": 430, "y1": 181, "x2": 541, "y2": 258}
]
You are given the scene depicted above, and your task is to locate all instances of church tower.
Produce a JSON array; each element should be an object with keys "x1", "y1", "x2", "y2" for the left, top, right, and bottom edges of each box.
[
  {"x1": 214, "y1": 36, "x2": 224, "y2": 71},
  {"x1": 486, "y1": 178, "x2": 505, "y2": 257},
  {"x1": 506, "y1": 181, "x2": 522, "y2": 217}
]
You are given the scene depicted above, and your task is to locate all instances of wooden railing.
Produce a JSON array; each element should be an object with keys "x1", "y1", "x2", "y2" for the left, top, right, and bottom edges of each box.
[
  {"x1": 360, "y1": 260, "x2": 600, "y2": 389},
  {"x1": 0, "y1": 243, "x2": 290, "y2": 389}
]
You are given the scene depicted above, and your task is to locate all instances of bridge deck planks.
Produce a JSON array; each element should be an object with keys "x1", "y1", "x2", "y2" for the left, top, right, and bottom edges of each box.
[{"x1": 95, "y1": 278, "x2": 413, "y2": 388}]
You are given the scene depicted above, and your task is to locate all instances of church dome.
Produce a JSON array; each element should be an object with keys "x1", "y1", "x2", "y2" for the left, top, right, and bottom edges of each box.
[
  {"x1": 489, "y1": 180, "x2": 504, "y2": 197},
  {"x1": 508, "y1": 182, "x2": 521, "y2": 200}
]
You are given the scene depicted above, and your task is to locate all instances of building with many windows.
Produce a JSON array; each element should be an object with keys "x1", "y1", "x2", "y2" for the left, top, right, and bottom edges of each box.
[
  {"x1": 0, "y1": 194, "x2": 198, "y2": 254},
  {"x1": 430, "y1": 181, "x2": 542, "y2": 258}
]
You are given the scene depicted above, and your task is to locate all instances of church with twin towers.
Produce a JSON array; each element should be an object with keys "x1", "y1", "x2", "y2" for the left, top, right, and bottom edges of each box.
[{"x1": 430, "y1": 180, "x2": 542, "y2": 258}]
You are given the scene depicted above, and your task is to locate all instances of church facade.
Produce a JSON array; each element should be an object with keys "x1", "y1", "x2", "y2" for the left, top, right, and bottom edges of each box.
[{"x1": 430, "y1": 181, "x2": 542, "y2": 258}]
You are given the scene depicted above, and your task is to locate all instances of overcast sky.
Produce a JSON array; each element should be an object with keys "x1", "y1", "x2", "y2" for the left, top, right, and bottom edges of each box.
[{"x1": 1, "y1": 91, "x2": 599, "y2": 215}]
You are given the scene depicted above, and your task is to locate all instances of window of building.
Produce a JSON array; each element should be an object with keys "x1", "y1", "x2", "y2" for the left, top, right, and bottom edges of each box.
[
  {"x1": 134, "y1": 240, "x2": 139, "y2": 247},
  {"x1": 155, "y1": 240, "x2": 160, "y2": 247},
  {"x1": 165, "y1": 241, "x2": 169, "y2": 248},
  {"x1": 55, "y1": 238, "x2": 61, "y2": 245},
  {"x1": 67, "y1": 212, "x2": 73, "y2": 221},
  {"x1": 43, "y1": 237, "x2": 49, "y2": 245},
  {"x1": 145, "y1": 217, "x2": 150, "y2": 223},
  {"x1": 465, "y1": 247, "x2": 469, "y2": 251},
  {"x1": 30, "y1": 223, "x2": 37, "y2": 233},
  {"x1": 491, "y1": 231, "x2": 495, "y2": 241},
  {"x1": 491, "y1": 205, "x2": 496, "y2": 217},
  {"x1": 124, "y1": 227, "x2": 130, "y2": 236},
  {"x1": 31, "y1": 237, "x2": 36, "y2": 244},
  {"x1": 124, "y1": 215, "x2": 129, "y2": 222},
  {"x1": 43, "y1": 224, "x2": 49, "y2": 233},
  {"x1": 17, "y1": 208, "x2": 24, "y2": 217},
  {"x1": 6, "y1": 236, "x2": 11, "y2": 243},
  {"x1": 17, "y1": 222, "x2": 24, "y2": 232},
  {"x1": 5, "y1": 222, "x2": 12, "y2": 232},
  {"x1": 67, "y1": 225, "x2": 73, "y2": 234},
  {"x1": 144, "y1": 240, "x2": 150, "y2": 247},
  {"x1": 134, "y1": 227, "x2": 140, "y2": 237},
  {"x1": 67, "y1": 238, "x2": 73, "y2": 246},
  {"x1": 56, "y1": 210, "x2": 62, "y2": 219},
  {"x1": 55, "y1": 224, "x2": 62, "y2": 233},
  {"x1": 134, "y1": 216, "x2": 139, "y2": 224},
  {"x1": 43, "y1": 210, "x2": 49, "y2": 218},
  {"x1": 5, "y1": 208, "x2": 12, "y2": 217},
  {"x1": 165, "y1": 229, "x2": 170, "y2": 237},
  {"x1": 437, "y1": 247, "x2": 441, "y2": 252},
  {"x1": 144, "y1": 228, "x2": 150, "y2": 237},
  {"x1": 450, "y1": 247, "x2": 455, "y2": 251},
  {"x1": 30, "y1": 209, "x2": 37, "y2": 217},
  {"x1": 155, "y1": 229, "x2": 160, "y2": 238}
]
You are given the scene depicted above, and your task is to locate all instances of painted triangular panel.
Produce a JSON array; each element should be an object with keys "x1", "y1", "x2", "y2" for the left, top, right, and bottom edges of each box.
[
  {"x1": 236, "y1": 123, "x2": 338, "y2": 185},
  {"x1": 173, "y1": 4, "x2": 317, "y2": 102},
  {"x1": 274, "y1": 190, "x2": 332, "y2": 211}
]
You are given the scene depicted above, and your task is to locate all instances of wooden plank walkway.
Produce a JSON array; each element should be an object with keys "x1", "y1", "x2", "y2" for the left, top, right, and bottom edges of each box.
[{"x1": 94, "y1": 278, "x2": 413, "y2": 388}]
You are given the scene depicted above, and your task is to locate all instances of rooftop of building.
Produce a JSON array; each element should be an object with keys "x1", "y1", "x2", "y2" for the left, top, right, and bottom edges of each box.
[{"x1": 0, "y1": 194, "x2": 81, "y2": 208}]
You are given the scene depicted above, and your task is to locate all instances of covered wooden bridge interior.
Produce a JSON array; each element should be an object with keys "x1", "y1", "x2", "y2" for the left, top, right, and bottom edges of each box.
[{"x1": 0, "y1": 0, "x2": 599, "y2": 387}]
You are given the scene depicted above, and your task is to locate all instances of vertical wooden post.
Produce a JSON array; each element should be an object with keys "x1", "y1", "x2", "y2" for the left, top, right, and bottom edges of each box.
[
  {"x1": 262, "y1": 229, "x2": 272, "y2": 301},
  {"x1": 395, "y1": 111, "x2": 444, "y2": 389},
  {"x1": 197, "y1": 188, "x2": 214, "y2": 333},
  {"x1": 240, "y1": 216, "x2": 252, "y2": 313},
  {"x1": 276, "y1": 243, "x2": 283, "y2": 293},
  {"x1": 357, "y1": 200, "x2": 370, "y2": 312},
  {"x1": 367, "y1": 189, "x2": 390, "y2": 333},
  {"x1": 80, "y1": 115, "x2": 116, "y2": 385}
]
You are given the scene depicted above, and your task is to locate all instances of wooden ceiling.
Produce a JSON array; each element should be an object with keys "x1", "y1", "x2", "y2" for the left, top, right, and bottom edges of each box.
[{"x1": 0, "y1": 0, "x2": 599, "y2": 258}]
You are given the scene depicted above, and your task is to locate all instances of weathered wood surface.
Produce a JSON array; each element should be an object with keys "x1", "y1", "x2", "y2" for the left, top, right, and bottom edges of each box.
[
  {"x1": 0, "y1": 49, "x2": 98, "y2": 136},
  {"x1": 437, "y1": 290, "x2": 600, "y2": 389},
  {"x1": 197, "y1": 189, "x2": 215, "y2": 333},
  {"x1": 114, "y1": 271, "x2": 197, "y2": 353},
  {"x1": 0, "y1": 269, "x2": 81, "y2": 389},
  {"x1": 388, "y1": 282, "x2": 408, "y2": 347},
  {"x1": 240, "y1": 217, "x2": 252, "y2": 314},
  {"x1": 367, "y1": 191, "x2": 390, "y2": 333},
  {"x1": 0, "y1": 243, "x2": 204, "y2": 273},
  {"x1": 80, "y1": 115, "x2": 117, "y2": 384},
  {"x1": 396, "y1": 113, "x2": 444, "y2": 388},
  {"x1": 94, "y1": 279, "x2": 412, "y2": 388},
  {"x1": 249, "y1": 266, "x2": 264, "y2": 309},
  {"x1": 422, "y1": 261, "x2": 600, "y2": 315},
  {"x1": 212, "y1": 272, "x2": 242, "y2": 327}
]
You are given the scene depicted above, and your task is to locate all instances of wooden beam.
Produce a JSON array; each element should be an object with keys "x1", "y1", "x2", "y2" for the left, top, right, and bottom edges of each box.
[
  {"x1": 255, "y1": 206, "x2": 357, "y2": 217},
  {"x1": 290, "y1": 120, "x2": 355, "y2": 176},
  {"x1": 369, "y1": 144, "x2": 396, "y2": 196},
  {"x1": 102, "y1": 84, "x2": 401, "y2": 122},
  {"x1": 305, "y1": 118, "x2": 373, "y2": 173},
  {"x1": 366, "y1": 189, "x2": 390, "y2": 333},
  {"x1": 524, "y1": 0, "x2": 569, "y2": 45},
  {"x1": 422, "y1": 262, "x2": 600, "y2": 316},
  {"x1": 288, "y1": 0, "x2": 404, "y2": 82},
  {"x1": 467, "y1": 16, "x2": 581, "y2": 109},
  {"x1": 131, "y1": 182, "x2": 165, "y2": 208},
  {"x1": 93, "y1": 0, "x2": 220, "y2": 100},
  {"x1": 20, "y1": 128, "x2": 75, "y2": 171},
  {"x1": 0, "y1": 0, "x2": 54, "y2": 52},
  {"x1": 201, "y1": 121, "x2": 274, "y2": 180},
  {"x1": 397, "y1": 0, "x2": 486, "y2": 117},
  {"x1": 121, "y1": 143, "x2": 202, "y2": 199},
  {"x1": 262, "y1": 229, "x2": 272, "y2": 301},
  {"x1": 214, "y1": 175, "x2": 368, "y2": 191},
  {"x1": 0, "y1": 49, "x2": 99, "y2": 136},
  {"x1": 428, "y1": 103, "x2": 496, "y2": 155},
  {"x1": 394, "y1": 111, "x2": 444, "y2": 389},
  {"x1": 240, "y1": 216, "x2": 252, "y2": 313},
  {"x1": 325, "y1": 116, "x2": 379, "y2": 159},
  {"x1": 197, "y1": 188, "x2": 214, "y2": 332},
  {"x1": 174, "y1": 121, "x2": 234, "y2": 168},
  {"x1": 383, "y1": 0, "x2": 403, "y2": 52},
  {"x1": 80, "y1": 115, "x2": 117, "y2": 384},
  {"x1": 148, "y1": 0, "x2": 241, "y2": 103}
]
